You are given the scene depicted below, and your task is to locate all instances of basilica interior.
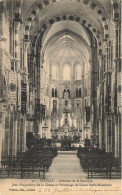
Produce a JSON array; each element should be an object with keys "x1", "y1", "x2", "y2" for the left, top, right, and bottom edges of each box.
[{"x1": 0, "y1": 0, "x2": 121, "y2": 179}]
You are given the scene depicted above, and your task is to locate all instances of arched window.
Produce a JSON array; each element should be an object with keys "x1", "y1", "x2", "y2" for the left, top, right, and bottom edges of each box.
[
  {"x1": 63, "y1": 65, "x2": 71, "y2": 80},
  {"x1": 52, "y1": 88, "x2": 54, "y2": 97},
  {"x1": 55, "y1": 89, "x2": 57, "y2": 97},
  {"x1": 52, "y1": 65, "x2": 57, "y2": 80},
  {"x1": 75, "y1": 65, "x2": 82, "y2": 80},
  {"x1": 52, "y1": 88, "x2": 57, "y2": 98}
]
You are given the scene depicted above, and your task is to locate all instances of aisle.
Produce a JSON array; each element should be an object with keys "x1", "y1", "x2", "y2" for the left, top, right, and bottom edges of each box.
[{"x1": 45, "y1": 151, "x2": 87, "y2": 179}]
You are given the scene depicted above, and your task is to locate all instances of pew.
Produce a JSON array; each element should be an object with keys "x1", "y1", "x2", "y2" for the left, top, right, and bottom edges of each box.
[
  {"x1": 0, "y1": 147, "x2": 58, "y2": 178},
  {"x1": 77, "y1": 148, "x2": 121, "y2": 179}
]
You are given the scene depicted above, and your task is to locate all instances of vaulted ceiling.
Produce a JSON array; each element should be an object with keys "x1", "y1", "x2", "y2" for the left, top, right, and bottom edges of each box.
[
  {"x1": 17, "y1": 0, "x2": 113, "y2": 45},
  {"x1": 42, "y1": 21, "x2": 91, "y2": 64},
  {"x1": 7, "y1": 0, "x2": 115, "y2": 65}
]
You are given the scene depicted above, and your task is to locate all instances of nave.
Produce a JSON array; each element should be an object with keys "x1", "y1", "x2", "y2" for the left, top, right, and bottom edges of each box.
[
  {"x1": 0, "y1": 0, "x2": 121, "y2": 180},
  {"x1": 45, "y1": 151, "x2": 87, "y2": 180},
  {"x1": 0, "y1": 149, "x2": 86, "y2": 179},
  {"x1": 0, "y1": 144, "x2": 121, "y2": 179}
]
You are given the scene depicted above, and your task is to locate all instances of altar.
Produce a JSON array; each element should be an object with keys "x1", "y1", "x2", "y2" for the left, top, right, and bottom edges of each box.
[{"x1": 51, "y1": 89, "x2": 80, "y2": 141}]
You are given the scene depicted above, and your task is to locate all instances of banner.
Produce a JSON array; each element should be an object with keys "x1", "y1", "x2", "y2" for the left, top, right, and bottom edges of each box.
[
  {"x1": 36, "y1": 98, "x2": 40, "y2": 119},
  {"x1": 0, "y1": 75, "x2": 3, "y2": 98},
  {"x1": 105, "y1": 85, "x2": 111, "y2": 114},
  {"x1": 21, "y1": 82, "x2": 27, "y2": 114},
  {"x1": 117, "y1": 72, "x2": 121, "y2": 107},
  {"x1": 40, "y1": 104, "x2": 46, "y2": 119},
  {"x1": 9, "y1": 71, "x2": 17, "y2": 101},
  {"x1": 86, "y1": 106, "x2": 90, "y2": 122}
]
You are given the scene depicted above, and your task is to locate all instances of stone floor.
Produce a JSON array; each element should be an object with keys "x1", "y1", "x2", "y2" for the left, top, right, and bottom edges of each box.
[
  {"x1": 0, "y1": 151, "x2": 87, "y2": 179},
  {"x1": 45, "y1": 151, "x2": 87, "y2": 180}
]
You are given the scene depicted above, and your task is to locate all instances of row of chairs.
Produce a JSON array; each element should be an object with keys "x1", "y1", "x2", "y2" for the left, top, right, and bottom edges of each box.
[
  {"x1": 77, "y1": 148, "x2": 121, "y2": 179},
  {"x1": 0, "y1": 147, "x2": 58, "y2": 178}
]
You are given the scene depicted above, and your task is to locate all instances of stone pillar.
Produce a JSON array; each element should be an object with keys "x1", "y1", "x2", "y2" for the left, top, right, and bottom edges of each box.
[
  {"x1": 47, "y1": 116, "x2": 51, "y2": 139},
  {"x1": 0, "y1": 0, "x2": 7, "y2": 75},
  {"x1": 71, "y1": 62, "x2": 75, "y2": 101},
  {"x1": 7, "y1": 112, "x2": 11, "y2": 156},
  {"x1": 12, "y1": 111, "x2": 15, "y2": 156},
  {"x1": 40, "y1": 60, "x2": 44, "y2": 103},
  {"x1": 118, "y1": 114, "x2": 122, "y2": 157},
  {"x1": 2, "y1": 110, "x2": 7, "y2": 157},
  {"x1": 22, "y1": 116, "x2": 26, "y2": 152},
  {"x1": 109, "y1": 116, "x2": 113, "y2": 152},
  {"x1": 39, "y1": 122, "x2": 42, "y2": 138},
  {"x1": 14, "y1": 119, "x2": 18, "y2": 156},
  {"x1": 105, "y1": 116, "x2": 108, "y2": 152},
  {"x1": 90, "y1": 44, "x2": 98, "y2": 139},
  {"x1": 23, "y1": 42, "x2": 30, "y2": 73},
  {"x1": 116, "y1": 116, "x2": 120, "y2": 157},
  {"x1": 99, "y1": 120, "x2": 102, "y2": 149},
  {"x1": 98, "y1": 55, "x2": 102, "y2": 82},
  {"x1": 115, "y1": 116, "x2": 118, "y2": 157},
  {"x1": 4, "y1": 115, "x2": 9, "y2": 157},
  {"x1": 0, "y1": 113, "x2": 2, "y2": 166},
  {"x1": 24, "y1": 42, "x2": 30, "y2": 113},
  {"x1": 14, "y1": 21, "x2": 21, "y2": 70},
  {"x1": 17, "y1": 116, "x2": 21, "y2": 152}
]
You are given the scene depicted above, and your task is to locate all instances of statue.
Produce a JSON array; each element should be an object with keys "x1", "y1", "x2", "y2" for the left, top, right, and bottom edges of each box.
[{"x1": 63, "y1": 88, "x2": 70, "y2": 99}]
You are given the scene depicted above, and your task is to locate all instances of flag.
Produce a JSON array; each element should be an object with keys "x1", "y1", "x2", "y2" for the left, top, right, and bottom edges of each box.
[{"x1": 21, "y1": 82, "x2": 27, "y2": 114}]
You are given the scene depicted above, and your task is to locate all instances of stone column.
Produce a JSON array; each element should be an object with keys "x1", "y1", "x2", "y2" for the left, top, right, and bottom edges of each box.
[
  {"x1": 17, "y1": 116, "x2": 21, "y2": 152},
  {"x1": 23, "y1": 42, "x2": 30, "y2": 113},
  {"x1": 39, "y1": 60, "x2": 44, "y2": 113},
  {"x1": 23, "y1": 42, "x2": 30, "y2": 73},
  {"x1": 0, "y1": 40, "x2": 4, "y2": 75},
  {"x1": 14, "y1": 119, "x2": 18, "y2": 156},
  {"x1": 0, "y1": 0, "x2": 7, "y2": 75},
  {"x1": 14, "y1": 21, "x2": 21, "y2": 70},
  {"x1": 112, "y1": 17, "x2": 120, "y2": 157},
  {"x1": 98, "y1": 55, "x2": 102, "y2": 82},
  {"x1": 0, "y1": 113, "x2": 2, "y2": 166},
  {"x1": 115, "y1": 116, "x2": 118, "y2": 157},
  {"x1": 118, "y1": 116, "x2": 121, "y2": 157},
  {"x1": 7, "y1": 112, "x2": 11, "y2": 155},
  {"x1": 22, "y1": 116, "x2": 26, "y2": 152},
  {"x1": 11, "y1": 111, "x2": 15, "y2": 156},
  {"x1": 2, "y1": 113, "x2": 5, "y2": 156},
  {"x1": 39, "y1": 122, "x2": 42, "y2": 138},
  {"x1": 47, "y1": 116, "x2": 51, "y2": 139},
  {"x1": 4, "y1": 114, "x2": 9, "y2": 157},
  {"x1": 105, "y1": 116, "x2": 108, "y2": 152},
  {"x1": 99, "y1": 120, "x2": 102, "y2": 149},
  {"x1": 2, "y1": 110, "x2": 6, "y2": 157}
]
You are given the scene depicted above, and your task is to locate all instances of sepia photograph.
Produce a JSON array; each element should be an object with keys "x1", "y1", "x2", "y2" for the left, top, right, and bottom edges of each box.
[{"x1": 0, "y1": 0, "x2": 121, "y2": 194}]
